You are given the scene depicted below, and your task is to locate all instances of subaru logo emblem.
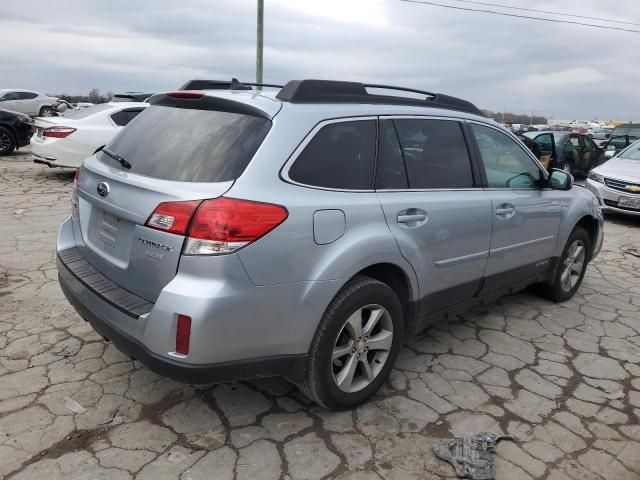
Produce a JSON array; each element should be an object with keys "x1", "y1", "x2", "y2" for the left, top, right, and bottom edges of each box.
[{"x1": 96, "y1": 182, "x2": 110, "y2": 197}]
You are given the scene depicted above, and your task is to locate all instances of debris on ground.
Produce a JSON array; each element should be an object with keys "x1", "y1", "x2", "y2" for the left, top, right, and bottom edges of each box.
[
  {"x1": 433, "y1": 432, "x2": 512, "y2": 480},
  {"x1": 622, "y1": 247, "x2": 640, "y2": 258},
  {"x1": 63, "y1": 396, "x2": 87, "y2": 415}
]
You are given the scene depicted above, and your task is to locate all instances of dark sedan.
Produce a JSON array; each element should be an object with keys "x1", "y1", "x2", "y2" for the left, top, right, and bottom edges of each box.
[
  {"x1": 523, "y1": 131, "x2": 603, "y2": 175},
  {"x1": 0, "y1": 108, "x2": 34, "y2": 156}
]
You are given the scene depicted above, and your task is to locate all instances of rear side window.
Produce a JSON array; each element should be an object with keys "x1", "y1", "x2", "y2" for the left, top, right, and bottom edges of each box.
[
  {"x1": 110, "y1": 109, "x2": 143, "y2": 127},
  {"x1": 393, "y1": 119, "x2": 474, "y2": 189},
  {"x1": 99, "y1": 105, "x2": 271, "y2": 182},
  {"x1": 288, "y1": 120, "x2": 376, "y2": 190},
  {"x1": 18, "y1": 92, "x2": 38, "y2": 100}
]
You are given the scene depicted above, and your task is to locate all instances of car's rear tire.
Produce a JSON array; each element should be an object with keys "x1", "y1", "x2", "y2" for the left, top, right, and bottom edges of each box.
[
  {"x1": 299, "y1": 275, "x2": 404, "y2": 410},
  {"x1": 536, "y1": 226, "x2": 590, "y2": 302},
  {"x1": 0, "y1": 127, "x2": 16, "y2": 156},
  {"x1": 39, "y1": 106, "x2": 54, "y2": 117}
]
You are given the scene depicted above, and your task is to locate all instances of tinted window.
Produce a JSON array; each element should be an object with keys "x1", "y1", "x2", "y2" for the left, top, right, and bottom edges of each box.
[
  {"x1": 1, "y1": 92, "x2": 20, "y2": 101},
  {"x1": 18, "y1": 92, "x2": 38, "y2": 100},
  {"x1": 533, "y1": 133, "x2": 553, "y2": 153},
  {"x1": 99, "y1": 105, "x2": 271, "y2": 182},
  {"x1": 568, "y1": 135, "x2": 581, "y2": 148},
  {"x1": 110, "y1": 109, "x2": 143, "y2": 127},
  {"x1": 608, "y1": 136, "x2": 628, "y2": 150},
  {"x1": 612, "y1": 126, "x2": 640, "y2": 137},
  {"x1": 289, "y1": 120, "x2": 376, "y2": 190},
  {"x1": 471, "y1": 124, "x2": 542, "y2": 189},
  {"x1": 376, "y1": 119, "x2": 407, "y2": 189},
  {"x1": 394, "y1": 119, "x2": 473, "y2": 189}
]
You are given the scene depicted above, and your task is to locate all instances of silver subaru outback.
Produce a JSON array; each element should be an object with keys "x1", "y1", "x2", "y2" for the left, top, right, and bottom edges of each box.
[{"x1": 57, "y1": 79, "x2": 604, "y2": 410}]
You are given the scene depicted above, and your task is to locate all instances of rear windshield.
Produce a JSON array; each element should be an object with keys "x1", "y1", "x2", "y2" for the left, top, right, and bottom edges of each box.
[
  {"x1": 98, "y1": 105, "x2": 271, "y2": 182},
  {"x1": 64, "y1": 103, "x2": 112, "y2": 119}
]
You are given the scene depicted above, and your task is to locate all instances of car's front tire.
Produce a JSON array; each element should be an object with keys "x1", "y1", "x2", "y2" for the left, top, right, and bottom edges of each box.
[
  {"x1": 299, "y1": 275, "x2": 404, "y2": 410},
  {"x1": 0, "y1": 127, "x2": 16, "y2": 156},
  {"x1": 536, "y1": 226, "x2": 590, "y2": 302}
]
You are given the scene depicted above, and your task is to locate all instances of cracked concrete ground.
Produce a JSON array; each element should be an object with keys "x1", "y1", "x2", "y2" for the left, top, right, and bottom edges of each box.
[{"x1": 1, "y1": 149, "x2": 640, "y2": 480}]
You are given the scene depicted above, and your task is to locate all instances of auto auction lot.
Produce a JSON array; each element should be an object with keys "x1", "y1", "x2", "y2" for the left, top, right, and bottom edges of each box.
[{"x1": 1, "y1": 150, "x2": 640, "y2": 480}]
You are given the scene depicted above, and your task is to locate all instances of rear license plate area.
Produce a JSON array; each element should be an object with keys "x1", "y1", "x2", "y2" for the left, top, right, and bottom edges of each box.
[
  {"x1": 619, "y1": 196, "x2": 640, "y2": 210},
  {"x1": 97, "y1": 211, "x2": 119, "y2": 248}
]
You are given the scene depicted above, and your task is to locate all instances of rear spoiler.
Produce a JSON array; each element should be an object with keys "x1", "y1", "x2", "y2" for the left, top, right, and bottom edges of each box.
[
  {"x1": 148, "y1": 92, "x2": 273, "y2": 119},
  {"x1": 179, "y1": 78, "x2": 283, "y2": 91}
]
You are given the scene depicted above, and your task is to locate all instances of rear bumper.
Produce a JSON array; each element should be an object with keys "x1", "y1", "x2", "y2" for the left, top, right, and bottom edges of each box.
[{"x1": 58, "y1": 255, "x2": 307, "y2": 384}]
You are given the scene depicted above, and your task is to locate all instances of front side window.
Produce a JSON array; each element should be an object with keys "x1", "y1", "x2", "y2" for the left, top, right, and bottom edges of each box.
[
  {"x1": 533, "y1": 133, "x2": 553, "y2": 153},
  {"x1": 393, "y1": 119, "x2": 474, "y2": 189},
  {"x1": 471, "y1": 124, "x2": 542, "y2": 189},
  {"x1": 288, "y1": 120, "x2": 376, "y2": 190}
]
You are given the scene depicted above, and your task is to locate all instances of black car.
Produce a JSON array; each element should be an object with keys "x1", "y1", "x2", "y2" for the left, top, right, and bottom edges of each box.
[
  {"x1": 0, "y1": 108, "x2": 34, "y2": 156},
  {"x1": 523, "y1": 131, "x2": 603, "y2": 175}
]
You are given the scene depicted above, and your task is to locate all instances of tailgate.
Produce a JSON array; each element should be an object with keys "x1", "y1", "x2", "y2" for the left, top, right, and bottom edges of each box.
[{"x1": 75, "y1": 155, "x2": 233, "y2": 302}]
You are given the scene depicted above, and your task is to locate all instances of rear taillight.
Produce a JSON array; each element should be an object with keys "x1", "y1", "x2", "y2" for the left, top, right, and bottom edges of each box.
[
  {"x1": 145, "y1": 200, "x2": 202, "y2": 235},
  {"x1": 44, "y1": 126, "x2": 76, "y2": 138},
  {"x1": 145, "y1": 197, "x2": 288, "y2": 255},
  {"x1": 175, "y1": 315, "x2": 191, "y2": 355},
  {"x1": 72, "y1": 168, "x2": 80, "y2": 191},
  {"x1": 184, "y1": 198, "x2": 288, "y2": 255}
]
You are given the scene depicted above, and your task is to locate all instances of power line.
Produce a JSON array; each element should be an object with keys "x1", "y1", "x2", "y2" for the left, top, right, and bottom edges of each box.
[
  {"x1": 447, "y1": 0, "x2": 640, "y2": 26},
  {"x1": 399, "y1": 0, "x2": 640, "y2": 34}
]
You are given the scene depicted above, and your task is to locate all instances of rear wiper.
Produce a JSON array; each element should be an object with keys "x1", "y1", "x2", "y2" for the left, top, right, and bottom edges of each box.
[{"x1": 102, "y1": 148, "x2": 131, "y2": 169}]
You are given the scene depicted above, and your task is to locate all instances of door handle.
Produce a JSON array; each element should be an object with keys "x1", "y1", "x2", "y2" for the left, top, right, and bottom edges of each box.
[
  {"x1": 495, "y1": 204, "x2": 515, "y2": 218},
  {"x1": 397, "y1": 213, "x2": 427, "y2": 223}
]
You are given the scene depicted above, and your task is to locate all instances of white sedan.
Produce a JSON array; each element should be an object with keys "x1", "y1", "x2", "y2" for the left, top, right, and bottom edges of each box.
[{"x1": 31, "y1": 102, "x2": 148, "y2": 168}]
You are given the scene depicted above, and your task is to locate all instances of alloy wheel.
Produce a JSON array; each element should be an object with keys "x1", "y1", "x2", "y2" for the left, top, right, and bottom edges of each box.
[
  {"x1": 331, "y1": 304, "x2": 393, "y2": 393},
  {"x1": 561, "y1": 239, "x2": 585, "y2": 292},
  {"x1": 0, "y1": 132, "x2": 11, "y2": 153}
]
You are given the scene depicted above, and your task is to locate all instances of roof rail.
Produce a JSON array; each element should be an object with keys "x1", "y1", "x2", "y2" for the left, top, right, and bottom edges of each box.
[
  {"x1": 275, "y1": 80, "x2": 484, "y2": 116},
  {"x1": 179, "y1": 78, "x2": 284, "y2": 91}
]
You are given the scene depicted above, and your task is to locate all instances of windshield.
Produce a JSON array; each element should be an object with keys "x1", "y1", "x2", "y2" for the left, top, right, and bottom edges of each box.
[
  {"x1": 619, "y1": 140, "x2": 640, "y2": 161},
  {"x1": 64, "y1": 103, "x2": 113, "y2": 119},
  {"x1": 98, "y1": 105, "x2": 271, "y2": 182}
]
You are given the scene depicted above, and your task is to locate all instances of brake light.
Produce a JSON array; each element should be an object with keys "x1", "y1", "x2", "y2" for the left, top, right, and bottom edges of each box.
[
  {"x1": 44, "y1": 126, "x2": 76, "y2": 138},
  {"x1": 184, "y1": 197, "x2": 288, "y2": 255},
  {"x1": 145, "y1": 200, "x2": 202, "y2": 235},
  {"x1": 71, "y1": 169, "x2": 81, "y2": 219},
  {"x1": 166, "y1": 91, "x2": 204, "y2": 99},
  {"x1": 175, "y1": 315, "x2": 191, "y2": 355},
  {"x1": 72, "y1": 168, "x2": 80, "y2": 192}
]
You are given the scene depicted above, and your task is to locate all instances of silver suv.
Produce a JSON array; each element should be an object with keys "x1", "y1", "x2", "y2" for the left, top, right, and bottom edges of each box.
[{"x1": 57, "y1": 79, "x2": 604, "y2": 409}]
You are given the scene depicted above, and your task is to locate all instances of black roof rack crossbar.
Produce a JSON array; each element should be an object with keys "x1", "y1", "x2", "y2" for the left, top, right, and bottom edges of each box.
[
  {"x1": 276, "y1": 80, "x2": 484, "y2": 117},
  {"x1": 180, "y1": 78, "x2": 284, "y2": 91}
]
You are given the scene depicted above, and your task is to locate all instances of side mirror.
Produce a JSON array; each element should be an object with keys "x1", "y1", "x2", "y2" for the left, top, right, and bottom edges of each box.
[
  {"x1": 604, "y1": 150, "x2": 616, "y2": 158},
  {"x1": 548, "y1": 169, "x2": 573, "y2": 190}
]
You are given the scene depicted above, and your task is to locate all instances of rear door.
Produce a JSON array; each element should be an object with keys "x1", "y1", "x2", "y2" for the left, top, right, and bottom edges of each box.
[
  {"x1": 18, "y1": 92, "x2": 39, "y2": 116},
  {"x1": 468, "y1": 123, "x2": 563, "y2": 291},
  {"x1": 0, "y1": 91, "x2": 22, "y2": 113},
  {"x1": 375, "y1": 117, "x2": 492, "y2": 314},
  {"x1": 75, "y1": 102, "x2": 272, "y2": 302}
]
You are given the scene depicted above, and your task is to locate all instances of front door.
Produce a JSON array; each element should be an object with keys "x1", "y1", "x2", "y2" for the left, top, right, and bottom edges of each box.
[
  {"x1": 468, "y1": 123, "x2": 564, "y2": 292},
  {"x1": 375, "y1": 118, "x2": 492, "y2": 314}
]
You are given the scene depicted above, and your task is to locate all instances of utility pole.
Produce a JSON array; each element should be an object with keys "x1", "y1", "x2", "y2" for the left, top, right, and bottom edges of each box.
[{"x1": 256, "y1": 0, "x2": 264, "y2": 85}]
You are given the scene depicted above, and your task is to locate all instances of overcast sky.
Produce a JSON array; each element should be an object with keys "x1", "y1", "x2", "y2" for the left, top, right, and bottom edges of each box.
[{"x1": 1, "y1": 0, "x2": 639, "y2": 120}]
